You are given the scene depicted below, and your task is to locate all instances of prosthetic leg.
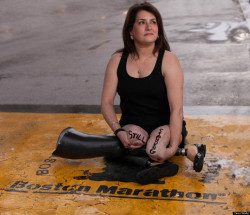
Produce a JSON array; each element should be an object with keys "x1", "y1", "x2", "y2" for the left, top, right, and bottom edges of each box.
[{"x1": 52, "y1": 127, "x2": 126, "y2": 159}]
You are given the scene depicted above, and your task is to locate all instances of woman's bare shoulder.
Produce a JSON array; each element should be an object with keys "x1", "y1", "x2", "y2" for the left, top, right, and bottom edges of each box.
[
  {"x1": 162, "y1": 50, "x2": 182, "y2": 76},
  {"x1": 162, "y1": 50, "x2": 181, "y2": 69},
  {"x1": 106, "y1": 52, "x2": 123, "y2": 73},
  {"x1": 110, "y1": 52, "x2": 122, "y2": 63},
  {"x1": 163, "y1": 50, "x2": 179, "y2": 63}
]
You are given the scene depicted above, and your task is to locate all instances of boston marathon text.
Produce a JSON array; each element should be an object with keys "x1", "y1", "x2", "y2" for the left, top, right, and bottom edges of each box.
[{"x1": 8, "y1": 181, "x2": 225, "y2": 201}]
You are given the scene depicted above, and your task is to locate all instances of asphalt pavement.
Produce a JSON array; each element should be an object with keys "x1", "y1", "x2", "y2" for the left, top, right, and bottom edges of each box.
[{"x1": 0, "y1": 0, "x2": 250, "y2": 114}]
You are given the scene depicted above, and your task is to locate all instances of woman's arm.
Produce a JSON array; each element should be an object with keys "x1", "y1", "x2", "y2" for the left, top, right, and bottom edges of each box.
[
  {"x1": 101, "y1": 53, "x2": 121, "y2": 132},
  {"x1": 101, "y1": 53, "x2": 131, "y2": 148},
  {"x1": 162, "y1": 51, "x2": 184, "y2": 158}
]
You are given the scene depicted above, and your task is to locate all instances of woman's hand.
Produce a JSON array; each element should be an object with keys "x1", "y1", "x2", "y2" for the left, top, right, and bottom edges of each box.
[
  {"x1": 128, "y1": 134, "x2": 147, "y2": 149},
  {"x1": 117, "y1": 131, "x2": 143, "y2": 149},
  {"x1": 116, "y1": 131, "x2": 131, "y2": 148}
]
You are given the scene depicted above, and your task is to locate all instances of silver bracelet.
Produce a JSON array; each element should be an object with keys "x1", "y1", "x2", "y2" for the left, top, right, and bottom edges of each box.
[{"x1": 111, "y1": 121, "x2": 119, "y2": 126}]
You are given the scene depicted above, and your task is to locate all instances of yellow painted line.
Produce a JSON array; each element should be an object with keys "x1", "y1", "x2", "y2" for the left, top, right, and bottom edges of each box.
[{"x1": 0, "y1": 113, "x2": 249, "y2": 214}]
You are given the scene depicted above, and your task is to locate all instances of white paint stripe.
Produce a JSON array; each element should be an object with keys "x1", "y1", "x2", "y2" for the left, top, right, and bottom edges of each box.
[{"x1": 184, "y1": 106, "x2": 250, "y2": 116}]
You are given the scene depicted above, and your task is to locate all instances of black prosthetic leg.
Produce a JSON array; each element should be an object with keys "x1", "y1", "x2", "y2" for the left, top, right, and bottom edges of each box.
[{"x1": 52, "y1": 127, "x2": 126, "y2": 159}]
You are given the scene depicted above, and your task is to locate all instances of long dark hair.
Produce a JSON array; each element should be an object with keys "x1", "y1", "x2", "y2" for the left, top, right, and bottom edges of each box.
[{"x1": 117, "y1": 2, "x2": 171, "y2": 56}]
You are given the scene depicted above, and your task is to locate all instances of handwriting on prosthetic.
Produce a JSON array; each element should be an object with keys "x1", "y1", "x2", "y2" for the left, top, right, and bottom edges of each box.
[
  {"x1": 128, "y1": 130, "x2": 147, "y2": 144},
  {"x1": 150, "y1": 128, "x2": 163, "y2": 154}
]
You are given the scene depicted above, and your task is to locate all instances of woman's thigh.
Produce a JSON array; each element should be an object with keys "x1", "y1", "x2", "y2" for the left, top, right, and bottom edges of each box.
[
  {"x1": 122, "y1": 124, "x2": 149, "y2": 147},
  {"x1": 146, "y1": 125, "x2": 170, "y2": 161}
]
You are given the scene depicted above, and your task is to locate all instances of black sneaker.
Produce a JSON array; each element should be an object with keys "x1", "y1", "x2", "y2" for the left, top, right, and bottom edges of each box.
[
  {"x1": 136, "y1": 162, "x2": 179, "y2": 185},
  {"x1": 193, "y1": 144, "x2": 206, "y2": 172}
]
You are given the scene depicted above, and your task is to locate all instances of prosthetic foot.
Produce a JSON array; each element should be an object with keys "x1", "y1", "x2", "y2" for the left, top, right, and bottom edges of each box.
[
  {"x1": 193, "y1": 144, "x2": 206, "y2": 172},
  {"x1": 175, "y1": 144, "x2": 206, "y2": 172}
]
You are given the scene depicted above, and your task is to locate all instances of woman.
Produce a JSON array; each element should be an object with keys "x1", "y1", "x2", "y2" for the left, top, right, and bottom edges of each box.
[{"x1": 101, "y1": 2, "x2": 205, "y2": 184}]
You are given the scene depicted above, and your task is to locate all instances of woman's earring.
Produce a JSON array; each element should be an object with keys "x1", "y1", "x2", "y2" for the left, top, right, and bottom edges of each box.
[{"x1": 130, "y1": 35, "x2": 134, "y2": 40}]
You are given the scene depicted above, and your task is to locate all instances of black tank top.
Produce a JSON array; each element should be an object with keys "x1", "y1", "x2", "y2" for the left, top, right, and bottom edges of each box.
[{"x1": 117, "y1": 49, "x2": 170, "y2": 133}]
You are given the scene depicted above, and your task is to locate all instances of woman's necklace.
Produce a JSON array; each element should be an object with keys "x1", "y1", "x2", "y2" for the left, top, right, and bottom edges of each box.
[
  {"x1": 134, "y1": 57, "x2": 148, "y2": 74},
  {"x1": 135, "y1": 59, "x2": 141, "y2": 74},
  {"x1": 131, "y1": 54, "x2": 155, "y2": 75}
]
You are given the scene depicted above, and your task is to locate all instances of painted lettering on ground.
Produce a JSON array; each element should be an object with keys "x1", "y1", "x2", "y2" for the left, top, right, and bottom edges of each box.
[
  {"x1": 4, "y1": 181, "x2": 226, "y2": 205},
  {"x1": 199, "y1": 153, "x2": 220, "y2": 183},
  {"x1": 36, "y1": 156, "x2": 56, "y2": 176}
]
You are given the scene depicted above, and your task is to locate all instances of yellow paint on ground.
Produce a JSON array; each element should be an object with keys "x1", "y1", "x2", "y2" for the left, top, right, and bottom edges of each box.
[{"x1": 0, "y1": 113, "x2": 249, "y2": 214}]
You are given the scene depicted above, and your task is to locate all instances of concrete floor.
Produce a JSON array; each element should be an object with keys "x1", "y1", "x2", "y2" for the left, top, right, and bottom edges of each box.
[{"x1": 0, "y1": 113, "x2": 249, "y2": 214}]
